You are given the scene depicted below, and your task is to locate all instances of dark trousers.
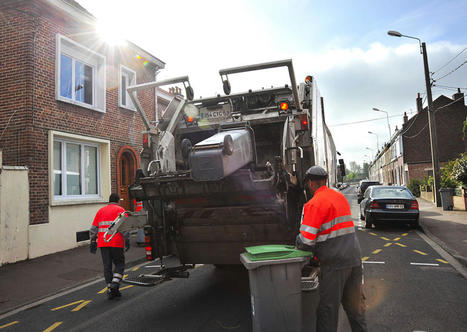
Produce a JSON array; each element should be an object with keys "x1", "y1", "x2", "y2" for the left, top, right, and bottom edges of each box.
[
  {"x1": 100, "y1": 247, "x2": 125, "y2": 285},
  {"x1": 316, "y1": 265, "x2": 368, "y2": 332}
]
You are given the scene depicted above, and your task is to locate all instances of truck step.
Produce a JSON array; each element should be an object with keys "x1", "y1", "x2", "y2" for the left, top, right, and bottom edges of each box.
[{"x1": 122, "y1": 275, "x2": 165, "y2": 287}]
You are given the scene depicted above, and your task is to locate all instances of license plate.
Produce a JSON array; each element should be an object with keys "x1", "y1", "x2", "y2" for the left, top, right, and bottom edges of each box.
[
  {"x1": 200, "y1": 109, "x2": 231, "y2": 121},
  {"x1": 386, "y1": 204, "x2": 404, "y2": 209}
]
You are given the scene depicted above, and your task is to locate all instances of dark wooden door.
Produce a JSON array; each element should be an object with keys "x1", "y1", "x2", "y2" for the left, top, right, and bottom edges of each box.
[{"x1": 119, "y1": 154, "x2": 131, "y2": 211}]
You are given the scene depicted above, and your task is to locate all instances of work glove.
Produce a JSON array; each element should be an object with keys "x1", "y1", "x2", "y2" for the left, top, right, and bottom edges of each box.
[
  {"x1": 90, "y1": 241, "x2": 97, "y2": 254},
  {"x1": 125, "y1": 238, "x2": 130, "y2": 252}
]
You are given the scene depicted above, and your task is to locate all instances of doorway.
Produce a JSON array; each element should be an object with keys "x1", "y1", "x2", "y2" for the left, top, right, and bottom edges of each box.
[{"x1": 116, "y1": 146, "x2": 139, "y2": 211}]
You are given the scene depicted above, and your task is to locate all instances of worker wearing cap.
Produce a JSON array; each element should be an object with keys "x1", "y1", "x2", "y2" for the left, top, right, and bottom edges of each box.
[
  {"x1": 90, "y1": 193, "x2": 130, "y2": 300},
  {"x1": 296, "y1": 166, "x2": 368, "y2": 332}
]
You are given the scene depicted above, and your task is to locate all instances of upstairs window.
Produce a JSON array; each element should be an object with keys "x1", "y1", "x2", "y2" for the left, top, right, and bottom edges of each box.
[
  {"x1": 56, "y1": 34, "x2": 106, "y2": 112},
  {"x1": 119, "y1": 65, "x2": 136, "y2": 110},
  {"x1": 60, "y1": 54, "x2": 94, "y2": 105}
]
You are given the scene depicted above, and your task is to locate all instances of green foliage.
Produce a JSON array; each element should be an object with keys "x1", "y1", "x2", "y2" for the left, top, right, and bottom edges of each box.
[
  {"x1": 408, "y1": 178, "x2": 422, "y2": 197},
  {"x1": 440, "y1": 159, "x2": 460, "y2": 189},
  {"x1": 463, "y1": 116, "x2": 467, "y2": 139},
  {"x1": 452, "y1": 153, "x2": 467, "y2": 187},
  {"x1": 427, "y1": 176, "x2": 434, "y2": 189},
  {"x1": 345, "y1": 171, "x2": 357, "y2": 181}
]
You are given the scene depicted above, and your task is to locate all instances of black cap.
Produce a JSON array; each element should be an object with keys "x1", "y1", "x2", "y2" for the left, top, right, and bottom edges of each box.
[
  {"x1": 304, "y1": 166, "x2": 328, "y2": 181},
  {"x1": 109, "y1": 193, "x2": 120, "y2": 203}
]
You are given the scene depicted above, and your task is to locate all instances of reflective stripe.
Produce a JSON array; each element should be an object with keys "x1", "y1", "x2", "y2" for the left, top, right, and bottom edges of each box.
[
  {"x1": 113, "y1": 273, "x2": 123, "y2": 278},
  {"x1": 316, "y1": 225, "x2": 355, "y2": 243},
  {"x1": 99, "y1": 221, "x2": 113, "y2": 226},
  {"x1": 98, "y1": 229, "x2": 108, "y2": 233},
  {"x1": 300, "y1": 224, "x2": 319, "y2": 235},
  {"x1": 320, "y1": 215, "x2": 353, "y2": 232},
  {"x1": 299, "y1": 232, "x2": 316, "y2": 247},
  {"x1": 112, "y1": 278, "x2": 121, "y2": 283}
]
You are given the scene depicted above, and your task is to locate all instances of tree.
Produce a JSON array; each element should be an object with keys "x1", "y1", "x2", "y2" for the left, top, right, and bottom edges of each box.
[
  {"x1": 362, "y1": 162, "x2": 369, "y2": 178},
  {"x1": 349, "y1": 161, "x2": 361, "y2": 174}
]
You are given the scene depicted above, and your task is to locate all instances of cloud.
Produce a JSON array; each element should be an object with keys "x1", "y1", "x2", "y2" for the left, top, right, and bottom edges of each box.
[{"x1": 77, "y1": 0, "x2": 467, "y2": 166}]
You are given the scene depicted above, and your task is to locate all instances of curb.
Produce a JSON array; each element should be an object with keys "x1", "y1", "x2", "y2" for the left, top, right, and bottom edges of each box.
[
  {"x1": 419, "y1": 221, "x2": 467, "y2": 269},
  {"x1": 0, "y1": 255, "x2": 147, "y2": 318}
]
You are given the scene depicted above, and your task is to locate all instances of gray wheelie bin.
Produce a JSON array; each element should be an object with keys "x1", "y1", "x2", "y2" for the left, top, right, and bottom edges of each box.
[{"x1": 240, "y1": 245, "x2": 313, "y2": 332}]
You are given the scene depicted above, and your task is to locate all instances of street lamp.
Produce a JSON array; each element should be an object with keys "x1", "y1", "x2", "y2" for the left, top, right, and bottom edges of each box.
[
  {"x1": 373, "y1": 107, "x2": 391, "y2": 140},
  {"x1": 368, "y1": 131, "x2": 379, "y2": 150},
  {"x1": 365, "y1": 147, "x2": 374, "y2": 159},
  {"x1": 388, "y1": 30, "x2": 441, "y2": 206}
]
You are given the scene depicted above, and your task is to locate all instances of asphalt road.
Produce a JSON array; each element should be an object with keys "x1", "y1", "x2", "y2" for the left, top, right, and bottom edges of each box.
[{"x1": 1, "y1": 185, "x2": 466, "y2": 331}]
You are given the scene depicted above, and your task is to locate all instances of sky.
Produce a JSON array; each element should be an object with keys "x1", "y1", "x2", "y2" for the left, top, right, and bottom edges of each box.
[{"x1": 78, "y1": 0, "x2": 467, "y2": 166}]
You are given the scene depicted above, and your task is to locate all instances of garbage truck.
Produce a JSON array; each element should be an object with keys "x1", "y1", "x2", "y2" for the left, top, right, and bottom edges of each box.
[{"x1": 115, "y1": 59, "x2": 344, "y2": 284}]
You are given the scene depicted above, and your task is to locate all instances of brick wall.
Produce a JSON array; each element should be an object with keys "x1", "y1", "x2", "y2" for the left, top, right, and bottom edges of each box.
[
  {"x1": 403, "y1": 95, "x2": 467, "y2": 164},
  {"x1": 0, "y1": 1, "x2": 165, "y2": 224}
]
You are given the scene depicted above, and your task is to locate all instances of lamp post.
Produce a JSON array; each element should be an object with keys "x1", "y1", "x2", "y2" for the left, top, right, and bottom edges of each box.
[
  {"x1": 373, "y1": 107, "x2": 391, "y2": 140},
  {"x1": 368, "y1": 131, "x2": 379, "y2": 150},
  {"x1": 388, "y1": 30, "x2": 441, "y2": 206}
]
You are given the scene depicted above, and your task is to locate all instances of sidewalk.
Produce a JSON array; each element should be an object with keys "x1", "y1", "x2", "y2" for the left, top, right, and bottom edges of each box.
[
  {"x1": 0, "y1": 234, "x2": 146, "y2": 316},
  {"x1": 418, "y1": 197, "x2": 467, "y2": 268}
]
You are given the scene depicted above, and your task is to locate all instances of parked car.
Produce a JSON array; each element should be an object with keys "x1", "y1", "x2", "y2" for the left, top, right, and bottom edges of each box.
[
  {"x1": 359, "y1": 186, "x2": 419, "y2": 228},
  {"x1": 357, "y1": 180, "x2": 381, "y2": 203}
]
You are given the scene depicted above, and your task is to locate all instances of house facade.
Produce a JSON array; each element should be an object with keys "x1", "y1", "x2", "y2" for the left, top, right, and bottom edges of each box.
[
  {"x1": 0, "y1": 0, "x2": 173, "y2": 260},
  {"x1": 369, "y1": 91, "x2": 467, "y2": 186}
]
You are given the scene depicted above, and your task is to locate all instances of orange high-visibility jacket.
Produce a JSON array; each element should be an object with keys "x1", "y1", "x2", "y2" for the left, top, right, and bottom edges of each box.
[
  {"x1": 91, "y1": 203, "x2": 126, "y2": 248},
  {"x1": 297, "y1": 186, "x2": 361, "y2": 268}
]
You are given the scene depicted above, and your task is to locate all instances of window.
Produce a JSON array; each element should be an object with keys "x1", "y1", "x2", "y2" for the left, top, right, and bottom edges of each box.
[
  {"x1": 53, "y1": 138, "x2": 100, "y2": 198},
  {"x1": 56, "y1": 34, "x2": 106, "y2": 112},
  {"x1": 119, "y1": 65, "x2": 136, "y2": 110}
]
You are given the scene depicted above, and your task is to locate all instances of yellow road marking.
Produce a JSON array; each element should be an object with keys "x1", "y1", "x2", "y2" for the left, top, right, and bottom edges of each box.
[
  {"x1": 372, "y1": 249, "x2": 382, "y2": 254},
  {"x1": 369, "y1": 232, "x2": 377, "y2": 236},
  {"x1": 71, "y1": 300, "x2": 91, "y2": 312},
  {"x1": 380, "y1": 237, "x2": 390, "y2": 241},
  {"x1": 362, "y1": 257, "x2": 369, "y2": 261},
  {"x1": 413, "y1": 250, "x2": 428, "y2": 256},
  {"x1": 131, "y1": 266, "x2": 140, "y2": 272},
  {"x1": 0, "y1": 321, "x2": 19, "y2": 329},
  {"x1": 119, "y1": 285, "x2": 134, "y2": 291},
  {"x1": 402, "y1": 233, "x2": 408, "y2": 236},
  {"x1": 395, "y1": 243, "x2": 407, "y2": 247},
  {"x1": 393, "y1": 237, "x2": 401, "y2": 241},
  {"x1": 436, "y1": 259, "x2": 449, "y2": 264},
  {"x1": 51, "y1": 300, "x2": 84, "y2": 311},
  {"x1": 98, "y1": 287, "x2": 107, "y2": 294},
  {"x1": 384, "y1": 242, "x2": 392, "y2": 247},
  {"x1": 123, "y1": 274, "x2": 128, "y2": 279},
  {"x1": 43, "y1": 322, "x2": 63, "y2": 332}
]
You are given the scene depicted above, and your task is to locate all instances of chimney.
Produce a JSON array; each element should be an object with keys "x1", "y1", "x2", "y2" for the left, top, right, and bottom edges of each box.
[
  {"x1": 403, "y1": 112, "x2": 408, "y2": 124},
  {"x1": 452, "y1": 88, "x2": 464, "y2": 102},
  {"x1": 416, "y1": 93, "x2": 423, "y2": 113}
]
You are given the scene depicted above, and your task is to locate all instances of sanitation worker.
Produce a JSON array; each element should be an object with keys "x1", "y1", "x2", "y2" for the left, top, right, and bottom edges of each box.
[
  {"x1": 296, "y1": 166, "x2": 368, "y2": 332},
  {"x1": 90, "y1": 193, "x2": 130, "y2": 300}
]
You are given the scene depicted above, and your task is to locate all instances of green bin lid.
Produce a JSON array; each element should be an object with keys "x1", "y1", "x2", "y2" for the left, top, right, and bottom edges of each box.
[{"x1": 244, "y1": 244, "x2": 313, "y2": 261}]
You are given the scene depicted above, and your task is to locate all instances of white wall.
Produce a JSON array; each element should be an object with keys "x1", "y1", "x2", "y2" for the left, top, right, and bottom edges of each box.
[
  {"x1": 28, "y1": 203, "x2": 106, "y2": 259},
  {"x1": 0, "y1": 166, "x2": 29, "y2": 265}
]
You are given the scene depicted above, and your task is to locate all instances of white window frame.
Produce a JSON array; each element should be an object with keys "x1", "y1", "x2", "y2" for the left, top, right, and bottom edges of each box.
[
  {"x1": 55, "y1": 34, "x2": 106, "y2": 112},
  {"x1": 53, "y1": 138, "x2": 101, "y2": 200},
  {"x1": 119, "y1": 65, "x2": 137, "y2": 111}
]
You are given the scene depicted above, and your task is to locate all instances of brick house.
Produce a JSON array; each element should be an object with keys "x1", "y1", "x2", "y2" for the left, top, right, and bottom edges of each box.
[
  {"x1": 369, "y1": 91, "x2": 467, "y2": 186},
  {"x1": 0, "y1": 0, "x2": 173, "y2": 259}
]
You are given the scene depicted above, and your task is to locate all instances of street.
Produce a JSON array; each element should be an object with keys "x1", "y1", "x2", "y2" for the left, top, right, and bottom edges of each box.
[{"x1": 1, "y1": 185, "x2": 466, "y2": 332}]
